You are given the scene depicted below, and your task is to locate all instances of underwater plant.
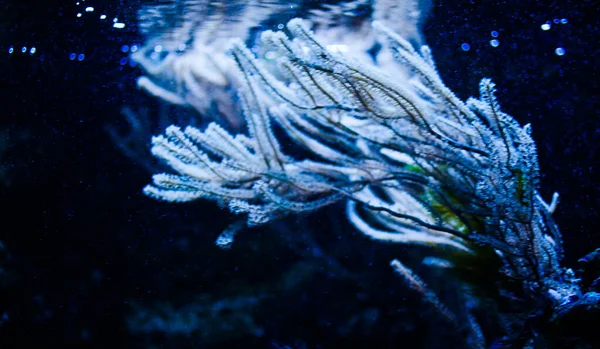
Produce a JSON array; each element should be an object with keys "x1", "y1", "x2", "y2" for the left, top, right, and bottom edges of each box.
[{"x1": 136, "y1": 13, "x2": 600, "y2": 349}]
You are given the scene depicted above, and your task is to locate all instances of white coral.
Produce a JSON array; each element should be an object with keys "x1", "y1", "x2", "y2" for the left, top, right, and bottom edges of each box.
[{"x1": 144, "y1": 18, "x2": 567, "y2": 299}]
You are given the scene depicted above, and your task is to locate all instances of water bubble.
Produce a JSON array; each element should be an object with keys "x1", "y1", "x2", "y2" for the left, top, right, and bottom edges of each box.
[{"x1": 265, "y1": 51, "x2": 276, "y2": 60}]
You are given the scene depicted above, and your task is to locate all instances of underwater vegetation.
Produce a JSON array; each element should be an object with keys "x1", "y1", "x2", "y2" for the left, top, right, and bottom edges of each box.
[{"x1": 125, "y1": 1, "x2": 600, "y2": 348}]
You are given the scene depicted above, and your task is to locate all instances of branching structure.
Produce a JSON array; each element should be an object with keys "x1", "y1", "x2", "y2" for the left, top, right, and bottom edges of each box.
[{"x1": 142, "y1": 18, "x2": 585, "y2": 347}]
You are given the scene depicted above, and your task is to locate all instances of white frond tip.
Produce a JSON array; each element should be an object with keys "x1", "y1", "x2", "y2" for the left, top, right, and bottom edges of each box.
[
  {"x1": 225, "y1": 38, "x2": 246, "y2": 57},
  {"x1": 549, "y1": 192, "x2": 560, "y2": 214},
  {"x1": 143, "y1": 183, "x2": 205, "y2": 203},
  {"x1": 538, "y1": 192, "x2": 560, "y2": 214},
  {"x1": 286, "y1": 18, "x2": 312, "y2": 38},
  {"x1": 144, "y1": 172, "x2": 256, "y2": 203},
  {"x1": 215, "y1": 220, "x2": 245, "y2": 249}
]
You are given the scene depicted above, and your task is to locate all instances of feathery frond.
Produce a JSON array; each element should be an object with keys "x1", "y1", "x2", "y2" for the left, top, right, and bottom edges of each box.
[{"x1": 146, "y1": 18, "x2": 577, "y2": 317}]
